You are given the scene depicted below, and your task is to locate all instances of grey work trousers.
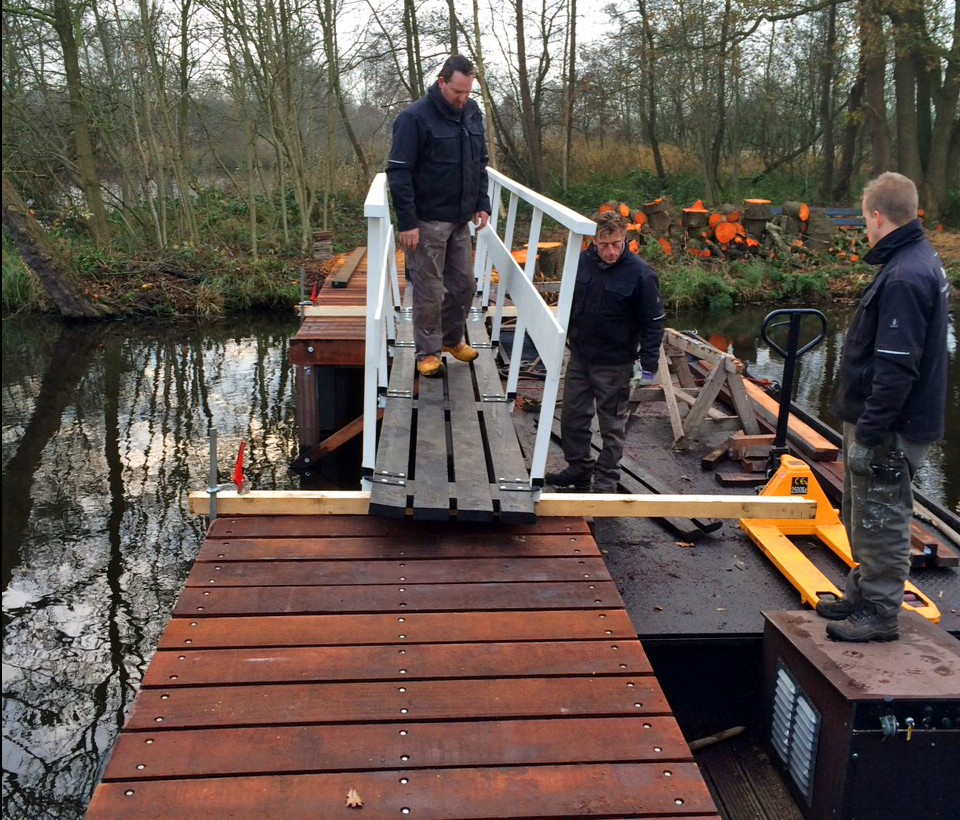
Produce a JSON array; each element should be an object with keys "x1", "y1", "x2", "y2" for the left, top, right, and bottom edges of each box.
[
  {"x1": 560, "y1": 351, "x2": 634, "y2": 490},
  {"x1": 841, "y1": 421, "x2": 930, "y2": 619},
  {"x1": 405, "y1": 220, "x2": 475, "y2": 357}
]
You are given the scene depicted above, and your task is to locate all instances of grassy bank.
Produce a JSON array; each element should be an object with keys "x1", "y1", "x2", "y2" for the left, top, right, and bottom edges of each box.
[{"x1": 3, "y1": 187, "x2": 958, "y2": 318}]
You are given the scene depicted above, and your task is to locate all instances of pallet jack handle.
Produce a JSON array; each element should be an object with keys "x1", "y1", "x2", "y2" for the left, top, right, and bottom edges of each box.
[{"x1": 760, "y1": 308, "x2": 827, "y2": 472}]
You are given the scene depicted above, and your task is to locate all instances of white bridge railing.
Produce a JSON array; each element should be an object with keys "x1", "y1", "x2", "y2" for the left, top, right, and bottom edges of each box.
[{"x1": 361, "y1": 168, "x2": 596, "y2": 491}]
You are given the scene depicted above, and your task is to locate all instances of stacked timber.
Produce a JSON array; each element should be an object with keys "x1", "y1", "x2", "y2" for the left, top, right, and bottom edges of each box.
[{"x1": 312, "y1": 230, "x2": 333, "y2": 261}]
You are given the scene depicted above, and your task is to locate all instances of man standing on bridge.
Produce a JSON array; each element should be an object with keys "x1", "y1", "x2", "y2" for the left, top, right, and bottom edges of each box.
[
  {"x1": 817, "y1": 172, "x2": 948, "y2": 642},
  {"x1": 546, "y1": 211, "x2": 665, "y2": 493},
  {"x1": 387, "y1": 55, "x2": 491, "y2": 378}
]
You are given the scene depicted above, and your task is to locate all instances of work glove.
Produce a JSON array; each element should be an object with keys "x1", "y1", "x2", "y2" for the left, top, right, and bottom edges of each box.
[
  {"x1": 845, "y1": 439, "x2": 873, "y2": 477},
  {"x1": 630, "y1": 365, "x2": 656, "y2": 390}
]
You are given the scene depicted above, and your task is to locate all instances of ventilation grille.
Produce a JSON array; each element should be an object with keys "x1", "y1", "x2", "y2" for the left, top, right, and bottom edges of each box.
[{"x1": 771, "y1": 661, "x2": 821, "y2": 803}]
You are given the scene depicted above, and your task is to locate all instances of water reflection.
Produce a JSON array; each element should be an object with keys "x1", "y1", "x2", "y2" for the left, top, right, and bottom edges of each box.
[
  {"x1": 2, "y1": 315, "x2": 298, "y2": 820},
  {"x1": 673, "y1": 302, "x2": 959, "y2": 512}
]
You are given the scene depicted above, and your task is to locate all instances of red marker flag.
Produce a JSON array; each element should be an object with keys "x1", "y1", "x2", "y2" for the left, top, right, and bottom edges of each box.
[
  {"x1": 232, "y1": 440, "x2": 246, "y2": 491},
  {"x1": 310, "y1": 280, "x2": 318, "y2": 304}
]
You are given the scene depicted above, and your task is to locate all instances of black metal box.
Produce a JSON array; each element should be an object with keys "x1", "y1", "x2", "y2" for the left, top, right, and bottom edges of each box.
[{"x1": 762, "y1": 610, "x2": 960, "y2": 820}]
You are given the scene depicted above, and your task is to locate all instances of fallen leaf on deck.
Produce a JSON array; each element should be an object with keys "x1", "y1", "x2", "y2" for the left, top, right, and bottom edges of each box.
[
  {"x1": 653, "y1": 605, "x2": 664, "y2": 611},
  {"x1": 346, "y1": 788, "x2": 363, "y2": 808},
  {"x1": 675, "y1": 541, "x2": 695, "y2": 548}
]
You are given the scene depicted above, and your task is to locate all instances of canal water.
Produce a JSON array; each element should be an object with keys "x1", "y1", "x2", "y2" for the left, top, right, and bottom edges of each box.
[{"x1": 1, "y1": 302, "x2": 957, "y2": 819}]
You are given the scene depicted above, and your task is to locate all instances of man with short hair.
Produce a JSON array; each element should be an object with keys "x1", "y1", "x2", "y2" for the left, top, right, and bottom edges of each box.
[
  {"x1": 386, "y1": 55, "x2": 491, "y2": 378},
  {"x1": 546, "y1": 211, "x2": 665, "y2": 492},
  {"x1": 817, "y1": 172, "x2": 949, "y2": 642}
]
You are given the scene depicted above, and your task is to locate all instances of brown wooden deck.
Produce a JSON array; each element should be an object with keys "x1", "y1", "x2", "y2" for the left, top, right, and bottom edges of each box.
[
  {"x1": 291, "y1": 251, "x2": 407, "y2": 367},
  {"x1": 84, "y1": 514, "x2": 719, "y2": 820}
]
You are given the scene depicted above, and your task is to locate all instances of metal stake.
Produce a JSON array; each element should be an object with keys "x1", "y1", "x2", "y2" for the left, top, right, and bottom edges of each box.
[{"x1": 207, "y1": 429, "x2": 219, "y2": 522}]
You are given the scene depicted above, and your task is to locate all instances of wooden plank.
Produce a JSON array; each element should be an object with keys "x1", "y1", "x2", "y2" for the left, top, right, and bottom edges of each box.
[
  {"x1": 86, "y1": 762, "x2": 716, "y2": 820},
  {"x1": 194, "y1": 533, "x2": 600, "y2": 562},
  {"x1": 537, "y1": 494, "x2": 814, "y2": 519},
  {"x1": 159, "y1": 609, "x2": 637, "y2": 649},
  {"x1": 445, "y1": 357, "x2": 494, "y2": 521},
  {"x1": 658, "y1": 345, "x2": 686, "y2": 447},
  {"x1": 294, "y1": 364, "x2": 320, "y2": 453},
  {"x1": 124, "y1": 676, "x2": 671, "y2": 729},
  {"x1": 141, "y1": 640, "x2": 653, "y2": 686},
  {"x1": 291, "y1": 408, "x2": 383, "y2": 471},
  {"x1": 682, "y1": 358, "x2": 729, "y2": 437},
  {"x1": 204, "y1": 515, "x2": 591, "y2": 538},
  {"x1": 101, "y1": 716, "x2": 690, "y2": 780},
  {"x1": 191, "y1": 492, "x2": 817, "y2": 519},
  {"x1": 742, "y1": 378, "x2": 838, "y2": 460},
  {"x1": 465, "y1": 314, "x2": 535, "y2": 523},
  {"x1": 411, "y1": 360, "x2": 450, "y2": 520},
  {"x1": 369, "y1": 308, "x2": 415, "y2": 518},
  {"x1": 185, "y1": 556, "x2": 611, "y2": 586},
  {"x1": 172, "y1": 581, "x2": 621, "y2": 616},
  {"x1": 329, "y1": 246, "x2": 366, "y2": 288}
]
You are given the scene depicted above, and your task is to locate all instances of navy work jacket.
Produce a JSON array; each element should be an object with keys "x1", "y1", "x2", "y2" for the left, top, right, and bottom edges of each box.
[
  {"x1": 386, "y1": 83, "x2": 491, "y2": 232},
  {"x1": 831, "y1": 219, "x2": 949, "y2": 446},
  {"x1": 568, "y1": 244, "x2": 665, "y2": 370}
]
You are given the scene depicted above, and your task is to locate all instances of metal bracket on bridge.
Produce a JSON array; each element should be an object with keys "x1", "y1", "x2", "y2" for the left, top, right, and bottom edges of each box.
[
  {"x1": 497, "y1": 478, "x2": 535, "y2": 493},
  {"x1": 481, "y1": 393, "x2": 509, "y2": 403},
  {"x1": 373, "y1": 469, "x2": 407, "y2": 487},
  {"x1": 386, "y1": 389, "x2": 414, "y2": 399}
]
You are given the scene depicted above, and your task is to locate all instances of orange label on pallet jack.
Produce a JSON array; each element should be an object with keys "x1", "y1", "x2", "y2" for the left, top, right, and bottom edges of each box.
[{"x1": 790, "y1": 476, "x2": 808, "y2": 495}]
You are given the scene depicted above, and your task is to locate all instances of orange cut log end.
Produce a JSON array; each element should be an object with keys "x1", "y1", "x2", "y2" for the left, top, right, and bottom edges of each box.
[
  {"x1": 713, "y1": 221, "x2": 738, "y2": 244},
  {"x1": 799, "y1": 203, "x2": 810, "y2": 221},
  {"x1": 629, "y1": 239, "x2": 640, "y2": 253},
  {"x1": 708, "y1": 212, "x2": 723, "y2": 228},
  {"x1": 618, "y1": 202, "x2": 631, "y2": 217},
  {"x1": 657, "y1": 236, "x2": 673, "y2": 255},
  {"x1": 598, "y1": 201, "x2": 614, "y2": 213}
]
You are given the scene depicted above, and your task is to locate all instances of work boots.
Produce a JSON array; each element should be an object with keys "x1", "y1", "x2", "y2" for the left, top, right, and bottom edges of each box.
[
  {"x1": 815, "y1": 596, "x2": 857, "y2": 621},
  {"x1": 544, "y1": 466, "x2": 592, "y2": 492},
  {"x1": 441, "y1": 341, "x2": 479, "y2": 362},
  {"x1": 416, "y1": 354, "x2": 445, "y2": 378},
  {"x1": 826, "y1": 603, "x2": 899, "y2": 642}
]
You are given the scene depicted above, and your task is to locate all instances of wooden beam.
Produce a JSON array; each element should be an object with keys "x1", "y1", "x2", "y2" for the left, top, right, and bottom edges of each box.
[
  {"x1": 301, "y1": 305, "x2": 368, "y2": 317},
  {"x1": 664, "y1": 328, "x2": 742, "y2": 373},
  {"x1": 329, "y1": 246, "x2": 366, "y2": 288},
  {"x1": 188, "y1": 490, "x2": 815, "y2": 519},
  {"x1": 291, "y1": 409, "x2": 383, "y2": 471}
]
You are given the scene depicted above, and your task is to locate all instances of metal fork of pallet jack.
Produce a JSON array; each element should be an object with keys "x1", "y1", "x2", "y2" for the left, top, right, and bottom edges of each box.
[
  {"x1": 742, "y1": 308, "x2": 940, "y2": 622},
  {"x1": 760, "y1": 308, "x2": 827, "y2": 475}
]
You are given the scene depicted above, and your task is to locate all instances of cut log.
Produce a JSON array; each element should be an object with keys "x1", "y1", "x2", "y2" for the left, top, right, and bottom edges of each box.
[
  {"x1": 743, "y1": 199, "x2": 772, "y2": 220},
  {"x1": 743, "y1": 217, "x2": 767, "y2": 238},
  {"x1": 782, "y1": 201, "x2": 810, "y2": 221},
  {"x1": 713, "y1": 221, "x2": 738, "y2": 244}
]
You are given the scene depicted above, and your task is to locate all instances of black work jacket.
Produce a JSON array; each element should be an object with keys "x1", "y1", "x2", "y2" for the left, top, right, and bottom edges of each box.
[
  {"x1": 567, "y1": 244, "x2": 665, "y2": 369},
  {"x1": 386, "y1": 84, "x2": 491, "y2": 231},
  {"x1": 831, "y1": 220, "x2": 949, "y2": 446}
]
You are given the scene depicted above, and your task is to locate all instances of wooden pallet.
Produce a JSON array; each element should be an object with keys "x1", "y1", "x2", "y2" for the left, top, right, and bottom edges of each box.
[{"x1": 83, "y1": 515, "x2": 719, "y2": 820}]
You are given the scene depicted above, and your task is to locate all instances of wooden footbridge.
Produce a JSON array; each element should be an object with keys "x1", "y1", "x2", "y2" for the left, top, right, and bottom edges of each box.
[{"x1": 83, "y1": 171, "x2": 818, "y2": 819}]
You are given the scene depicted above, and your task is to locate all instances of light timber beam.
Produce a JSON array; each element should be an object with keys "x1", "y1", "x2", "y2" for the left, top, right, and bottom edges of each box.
[{"x1": 188, "y1": 490, "x2": 815, "y2": 519}]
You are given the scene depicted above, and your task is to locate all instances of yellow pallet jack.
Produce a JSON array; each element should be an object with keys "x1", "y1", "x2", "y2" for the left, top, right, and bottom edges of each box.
[{"x1": 738, "y1": 309, "x2": 940, "y2": 623}]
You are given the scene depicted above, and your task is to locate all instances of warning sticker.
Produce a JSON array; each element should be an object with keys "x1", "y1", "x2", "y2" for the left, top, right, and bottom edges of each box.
[{"x1": 790, "y1": 476, "x2": 808, "y2": 495}]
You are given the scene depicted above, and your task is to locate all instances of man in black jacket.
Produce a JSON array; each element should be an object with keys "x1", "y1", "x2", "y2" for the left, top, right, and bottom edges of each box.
[
  {"x1": 386, "y1": 55, "x2": 491, "y2": 378},
  {"x1": 817, "y1": 172, "x2": 949, "y2": 642},
  {"x1": 546, "y1": 211, "x2": 665, "y2": 492}
]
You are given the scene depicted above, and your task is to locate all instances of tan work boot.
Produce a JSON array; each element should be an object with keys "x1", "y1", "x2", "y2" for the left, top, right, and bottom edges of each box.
[
  {"x1": 441, "y1": 341, "x2": 479, "y2": 362},
  {"x1": 416, "y1": 354, "x2": 445, "y2": 378}
]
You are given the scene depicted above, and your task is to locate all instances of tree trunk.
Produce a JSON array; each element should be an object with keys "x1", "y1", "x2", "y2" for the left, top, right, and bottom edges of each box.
[
  {"x1": 2, "y1": 174, "x2": 113, "y2": 319},
  {"x1": 818, "y1": 0, "x2": 837, "y2": 201},
  {"x1": 706, "y1": 0, "x2": 732, "y2": 207},
  {"x1": 51, "y1": 0, "x2": 111, "y2": 247},
  {"x1": 892, "y1": 20, "x2": 924, "y2": 189},
  {"x1": 833, "y1": 55, "x2": 867, "y2": 202},
  {"x1": 472, "y1": 0, "x2": 496, "y2": 168},
  {"x1": 861, "y1": 0, "x2": 892, "y2": 174},
  {"x1": 515, "y1": 0, "x2": 547, "y2": 189},
  {"x1": 637, "y1": 0, "x2": 666, "y2": 183},
  {"x1": 920, "y1": 1, "x2": 959, "y2": 218},
  {"x1": 447, "y1": 0, "x2": 458, "y2": 53},
  {"x1": 561, "y1": 0, "x2": 576, "y2": 191}
]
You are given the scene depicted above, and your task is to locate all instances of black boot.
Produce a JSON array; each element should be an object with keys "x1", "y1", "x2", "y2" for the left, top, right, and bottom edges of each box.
[
  {"x1": 815, "y1": 595, "x2": 856, "y2": 621},
  {"x1": 544, "y1": 466, "x2": 592, "y2": 492},
  {"x1": 826, "y1": 603, "x2": 899, "y2": 642}
]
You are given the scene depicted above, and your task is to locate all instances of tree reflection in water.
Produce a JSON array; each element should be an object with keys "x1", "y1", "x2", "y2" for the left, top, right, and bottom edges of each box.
[{"x1": 2, "y1": 316, "x2": 298, "y2": 820}]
